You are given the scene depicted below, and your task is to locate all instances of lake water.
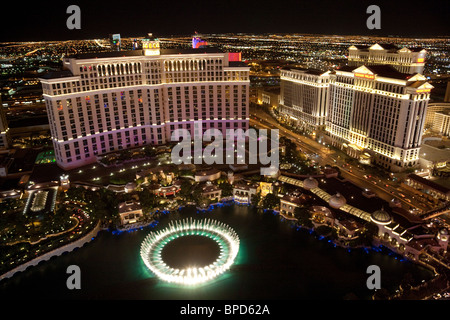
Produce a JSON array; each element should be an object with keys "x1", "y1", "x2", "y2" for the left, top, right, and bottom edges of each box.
[{"x1": 0, "y1": 204, "x2": 433, "y2": 300}]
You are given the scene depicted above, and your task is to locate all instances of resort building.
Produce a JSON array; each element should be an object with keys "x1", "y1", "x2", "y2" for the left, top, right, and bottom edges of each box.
[
  {"x1": 278, "y1": 66, "x2": 331, "y2": 133},
  {"x1": 424, "y1": 103, "x2": 450, "y2": 130},
  {"x1": 325, "y1": 64, "x2": 433, "y2": 171},
  {"x1": 280, "y1": 193, "x2": 310, "y2": 217},
  {"x1": 118, "y1": 200, "x2": 143, "y2": 225},
  {"x1": 39, "y1": 35, "x2": 250, "y2": 170},
  {"x1": 347, "y1": 43, "x2": 426, "y2": 74},
  {"x1": 432, "y1": 110, "x2": 450, "y2": 137},
  {"x1": 200, "y1": 181, "x2": 222, "y2": 200},
  {"x1": 370, "y1": 208, "x2": 449, "y2": 260},
  {"x1": 233, "y1": 180, "x2": 260, "y2": 204}
]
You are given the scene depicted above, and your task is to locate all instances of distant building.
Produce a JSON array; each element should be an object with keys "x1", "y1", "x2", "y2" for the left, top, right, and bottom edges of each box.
[
  {"x1": 432, "y1": 110, "x2": 450, "y2": 137},
  {"x1": 0, "y1": 96, "x2": 11, "y2": 151},
  {"x1": 109, "y1": 34, "x2": 121, "y2": 51},
  {"x1": 257, "y1": 87, "x2": 280, "y2": 109},
  {"x1": 279, "y1": 66, "x2": 330, "y2": 133},
  {"x1": 424, "y1": 103, "x2": 450, "y2": 133},
  {"x1": 347, "y1": 43, "x2": 426, "y2": 74},
  {"x1": 444, "y1": 80, "x2": 450, "y2": 103}
]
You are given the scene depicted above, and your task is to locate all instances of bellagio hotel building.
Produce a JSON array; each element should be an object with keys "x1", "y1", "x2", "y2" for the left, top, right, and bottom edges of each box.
[{"x1": 39, "y1": 38, "x2": 250, "y2": 169}]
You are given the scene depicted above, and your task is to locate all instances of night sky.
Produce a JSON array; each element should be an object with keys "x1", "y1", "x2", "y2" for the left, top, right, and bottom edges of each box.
[{"x1": 0, "y1": 0, "x2": 449, "y2": 41}]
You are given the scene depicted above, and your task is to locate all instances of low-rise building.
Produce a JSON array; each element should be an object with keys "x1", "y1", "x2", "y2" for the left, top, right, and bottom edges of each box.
[
  {"x1": 280, "y1": 193, "x2": 310, "y2": 217},
  {"x1": 334, "y1": 218, "x2": 364, "y2": 240},
  {"x1": 200, "y1": 181, "x2": 222, "y2": 200},
  {"x1": 118, "y1": 201, "x2": 143, "y2": 225},
  {"x1": 233, "y1": 181, "x2": 260, "y2": 204}
]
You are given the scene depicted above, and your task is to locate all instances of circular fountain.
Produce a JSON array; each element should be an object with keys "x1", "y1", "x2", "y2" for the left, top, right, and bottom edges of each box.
[{"x1": 140, "y1": 218, "x2": 240, "y2": 285}]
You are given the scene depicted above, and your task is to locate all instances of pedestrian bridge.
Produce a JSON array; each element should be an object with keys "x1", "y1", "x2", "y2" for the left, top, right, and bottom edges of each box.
[{"x1": 277, "y1": 175, "x2": 372, "y2": 222}]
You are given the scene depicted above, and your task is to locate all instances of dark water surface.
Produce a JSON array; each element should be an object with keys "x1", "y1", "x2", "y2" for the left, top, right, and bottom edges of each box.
[{"x1": 0, "y1": 205, "x2": 433, "y2": 300}]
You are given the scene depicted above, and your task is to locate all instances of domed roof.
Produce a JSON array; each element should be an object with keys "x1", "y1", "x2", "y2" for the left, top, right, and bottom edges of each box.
[
  {"x1": 303, "y1": 177, "x2": 319, "y2": 190},
  {"x1": 329, "y1": 193, "x2": 346, "y2": 209},
  {"x1": 371, "y1": 208, "x2": 392, "y2": 225}
]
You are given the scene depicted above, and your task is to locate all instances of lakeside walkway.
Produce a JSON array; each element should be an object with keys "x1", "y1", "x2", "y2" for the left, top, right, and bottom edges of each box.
[{"x1": 0, "y1": 221, "x2": 103, "y2": 282}]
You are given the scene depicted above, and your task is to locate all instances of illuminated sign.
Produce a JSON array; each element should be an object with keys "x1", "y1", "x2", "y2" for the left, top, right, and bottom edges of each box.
[
  {"x1": 142, "y1": 40, "x2": 160, "y2": 56},
  {"x1": 354, "y1": 73, "x2": 375, "y2": 79},
  {"x1": 228, "y1": 52, "x2": 242, "y2": 62},
  {"x1": 417, "y1": 58, "x2": 425, "y2": 63},
  {"x1": 192, "y1": 36, "x2": 208, "y2": 49},
  {"x1": 416, "y1": 89, "x2": 431, "y2": 93},
  {"x1": 142, "y1": 41, "x2": 160, "y2": 49}
]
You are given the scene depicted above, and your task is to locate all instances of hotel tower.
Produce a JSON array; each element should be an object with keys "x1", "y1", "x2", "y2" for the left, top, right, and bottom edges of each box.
[
  {"x1": 278, "y1": 67, "x2": 331, "y2": 133},
  {"x1": 39, "y1": 36, "x2": 250, "y2": 169},
  {"x1": 279, "y1": 43, "x2": 432, "y2": 172},
  {"x1": 325, "y1": 64, "x2": 433, "y2": 171}
]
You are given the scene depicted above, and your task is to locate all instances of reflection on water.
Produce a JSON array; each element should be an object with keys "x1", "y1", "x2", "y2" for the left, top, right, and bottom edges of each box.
[{"x1": 0, "y1": 204, "x2": 433, "y2": 300}]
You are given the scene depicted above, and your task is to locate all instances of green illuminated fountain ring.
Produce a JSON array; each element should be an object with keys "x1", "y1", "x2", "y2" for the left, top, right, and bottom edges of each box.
[{"x1": 140, "y1": 217, "x2": 240, "y2": 285}]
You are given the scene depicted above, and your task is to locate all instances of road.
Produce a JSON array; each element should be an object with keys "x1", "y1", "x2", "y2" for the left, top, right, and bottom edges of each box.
[{"x1": 249, "y1": 106, "x2": 433, "y2": 213}]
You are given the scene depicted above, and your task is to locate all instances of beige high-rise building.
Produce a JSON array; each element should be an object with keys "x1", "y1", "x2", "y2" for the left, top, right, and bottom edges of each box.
[
  {"x1": 424, "y1": 103, "x2": 450, "y2": 131},
  {"x1": 39, "y1": 37, "x2": 250, "y2": 169},
  {"x1": 278, "y1": 66, "x2": 331, "y2": 133},
  {"x1": 325, "y1": 65, "x2": 433, "y2": 171}
]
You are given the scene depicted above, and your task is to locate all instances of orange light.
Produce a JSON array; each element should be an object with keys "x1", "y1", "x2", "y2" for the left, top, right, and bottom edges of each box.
[
  {"x1": 416, "y1": 89, "x2": 430, "y2": 93},
  {"x1": 355, "y1": 73, "x2": 374, "y2": 79},
  {"x1": 417, "y1": 58, "x2": 424, "y2": 63}
]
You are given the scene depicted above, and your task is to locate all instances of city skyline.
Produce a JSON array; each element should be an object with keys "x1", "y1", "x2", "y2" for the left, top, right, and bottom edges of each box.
[
  {"x1": 1, "y1": 0, "x2": 449, "y2": 42},
  {"x1": 0, "y1": 1, "x2": 449, "y2": 304}
]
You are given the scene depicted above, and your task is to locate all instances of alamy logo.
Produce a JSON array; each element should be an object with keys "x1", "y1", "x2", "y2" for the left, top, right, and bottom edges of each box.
[
  {"x1": 171, "y1": 124, "x2": 279, "y2": 176},
  {"x1": 366, "y1": 5, "x2": 381, "y2": 30},
  {"x1": 66, "y1": 5, "x2": 81, "y2": 30},
  {"x1": 66, "y1": 265, "x2": 81, "y2": 290},
  {"x1": 366, "y1": 265, "x2": 381, "y2": 290}
]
